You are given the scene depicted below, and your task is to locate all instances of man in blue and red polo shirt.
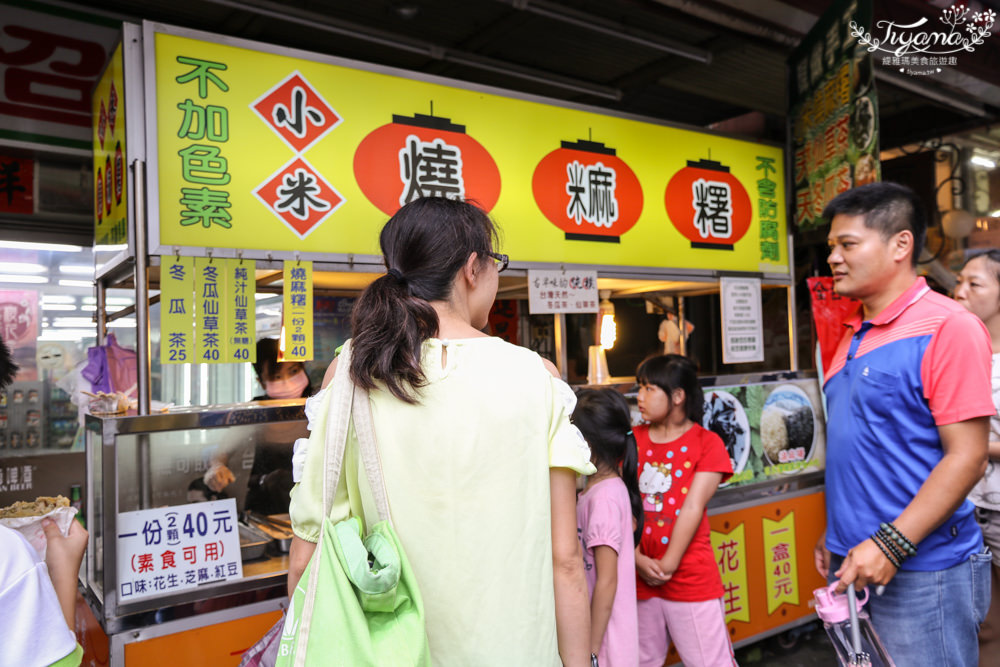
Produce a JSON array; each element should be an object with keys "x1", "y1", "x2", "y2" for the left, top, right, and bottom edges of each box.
[{"x1": 815, "y1": 182, "x2": 994, "y2": 666}]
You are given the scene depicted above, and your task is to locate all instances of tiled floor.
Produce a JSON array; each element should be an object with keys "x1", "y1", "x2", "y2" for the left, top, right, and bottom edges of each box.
[{"x1": 734, "y1": 622, "x2": 838, "y2": 666}]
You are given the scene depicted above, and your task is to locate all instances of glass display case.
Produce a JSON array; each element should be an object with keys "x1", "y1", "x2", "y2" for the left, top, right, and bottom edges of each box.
[{"x1": 83, "y1": 401, "x2": 307, "y2": 637}]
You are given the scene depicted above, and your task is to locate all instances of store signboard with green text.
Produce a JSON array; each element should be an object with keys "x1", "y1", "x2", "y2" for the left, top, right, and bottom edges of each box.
[{"x1": 144, "y1": 22, "x2": 788, "y2": 275}]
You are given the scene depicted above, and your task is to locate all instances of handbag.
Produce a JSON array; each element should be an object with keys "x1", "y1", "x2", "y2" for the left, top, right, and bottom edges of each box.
[
  {"x1": 237, "y1": 615, "x2": 284, "y2": 667},
  {"x1": 276, "y1": 342, "x2": 431, "y2": 666}
]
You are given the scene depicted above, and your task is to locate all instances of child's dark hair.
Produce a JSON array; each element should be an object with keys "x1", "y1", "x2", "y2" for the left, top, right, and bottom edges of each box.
[
  {"x1": 636, "y1": 354, "x2": 704, "y2": 424},
  {"x1": 350, "y1": 197, "x2": 499, "y2": 403},
  {"x1": 573, "y1": 388, "x2": 644, "y2": 545}
]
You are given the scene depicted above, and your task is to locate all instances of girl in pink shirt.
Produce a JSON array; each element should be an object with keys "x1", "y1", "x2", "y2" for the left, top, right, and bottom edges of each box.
[{"x1": 574, "y1": 388, "x2": 643, "y2": 667}]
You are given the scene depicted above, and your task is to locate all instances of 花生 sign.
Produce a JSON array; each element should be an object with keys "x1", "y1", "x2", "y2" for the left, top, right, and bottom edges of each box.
[
  {"x1": 527, "y1": 269, "x2": 599, "y2": 314},
  {"x1": 116, "y1": 498, "x2": 243, "y2": 602}
]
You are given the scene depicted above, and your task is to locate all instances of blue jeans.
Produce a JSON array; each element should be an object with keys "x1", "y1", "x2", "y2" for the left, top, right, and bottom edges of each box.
[{"x1": 828, "y1": 545, "x2": 992, "y2": 666}]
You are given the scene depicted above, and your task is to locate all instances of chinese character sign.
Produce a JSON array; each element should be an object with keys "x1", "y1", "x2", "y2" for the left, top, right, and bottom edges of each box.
[
  {"x1": 194, "y1": 257, "x2": 227, "y2": 364},
  {"x1": 531, "y1": 139, "x2": 642, "y2": 242},
  {"x1": 0, "y1": 156, "x2": 34, "y2": 215},
  {"x1": 526, "y1": 270, "x2": 599, "y2": 315},
  {"x1": 92, "y1": 41, "x2": 128, "y2": 247},
  {"x1": 116, "y1": 498, "x2": 242, "y2": 601},
  {"x1": 2, "y1": 3, "x2": 117, "y2": 149},
  {"x1": 281, "y1": 261, "x2": 313, "y2": 361},
  {"x1": 711, "y1": 523, "x2": 750, "y2": 623},
  {"x1": 789, "y1": 0, "x2": 879, "y2": 231},
  {"x1": 223, "y1": 258, "x2": 256, "y2": 363},
  {"x1": 160, "y1": 256, "x2": 195, "y2": 365},
  {"x1": 762, "y1": 512, "x2": 799, "y2": 614},
  {"x1": 150, "y1": 29, "x2": 785, "y2": 273},
  {"x1": 720, "y1": 277, "x2": 764, "y2": 364}
]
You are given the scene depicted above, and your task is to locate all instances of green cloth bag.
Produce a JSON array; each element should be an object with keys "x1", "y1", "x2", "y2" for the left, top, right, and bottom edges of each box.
[{"x1": 276, "y1": 342, "x2": 431, "y2": 666}]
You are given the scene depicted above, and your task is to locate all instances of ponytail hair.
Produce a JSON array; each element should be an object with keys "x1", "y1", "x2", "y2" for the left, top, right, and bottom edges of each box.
[
  {"x1": 350, "y1": 197, "x2": 499, "y2": 403},
  {"x1": 573, "y1": 388, "x2": 644, "y2": 545}
]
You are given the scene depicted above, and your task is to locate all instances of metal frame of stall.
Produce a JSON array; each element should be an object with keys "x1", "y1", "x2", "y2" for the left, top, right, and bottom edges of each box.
[{"x1": 89, "y1": 18, "x2": 803, "y2": 663}]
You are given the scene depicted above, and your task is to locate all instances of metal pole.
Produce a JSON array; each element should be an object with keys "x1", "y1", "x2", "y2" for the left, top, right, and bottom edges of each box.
[
  {"x1": 133, "y1": 159, "x2": 151, "y2": 416},
  {"x1": 132, "y1": 159, "x2": 153, "y2": 509},
  {"x1": 678, "y1": 296, "x2": 687, "y2": 357},
  {"x1": 96, "y1": 281, "x2": 107, "y2": 346},
  {"x1": 554, "y1": 313, "x2": 568, "y2": 381}
]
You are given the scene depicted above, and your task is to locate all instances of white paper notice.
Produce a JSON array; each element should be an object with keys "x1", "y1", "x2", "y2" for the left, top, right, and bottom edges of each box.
[
  {"x1": 720, "y1": 277, "x2": 764, "y2": 364},
  {"x1": 527, "y1": 269, "x2": 599, "y2": 314},
  {"x1": 116, "y1": 498, "x2": 243, "y2": 602}
]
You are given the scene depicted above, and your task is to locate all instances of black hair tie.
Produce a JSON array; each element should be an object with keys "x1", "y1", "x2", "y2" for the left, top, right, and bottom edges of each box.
[{"x1": 387, "y1": 268, "x2": 407, "y2": 285}]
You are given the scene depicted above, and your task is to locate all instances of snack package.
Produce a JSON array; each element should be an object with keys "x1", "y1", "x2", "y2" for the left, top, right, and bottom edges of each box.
[{"x1": 0, "y1": 496, "x2": 78, "y2": 560}]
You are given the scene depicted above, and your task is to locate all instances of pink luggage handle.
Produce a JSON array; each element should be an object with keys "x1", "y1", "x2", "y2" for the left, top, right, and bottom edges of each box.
[{"x1": 813, "y1": 582, "x2": 869, "y2": 624}]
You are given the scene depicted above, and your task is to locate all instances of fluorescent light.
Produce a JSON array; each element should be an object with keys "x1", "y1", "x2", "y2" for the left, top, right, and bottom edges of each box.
[
  {"x1": 255, "y1": 293, "x2": 280, "y2": 300},
  {"x1": 60, "y1": 265, "x2": 95, "y2": 275},
  {"x1": 52, "y1": 317, "x2": 94, "y2": 327},
  {"x1": 4, "y1": 262, "x2": 46, "y2": 274},
  {"x1": 0, "y1": 241, "x2": 83, "y2": 252},
  {"x1": 95, "y1": 243, "x2": 127, "y2": 252},
  {"x1": 107, "y1": 319, "x2": 136, "y2": 328},
  {"x1": 59, "y1": 279, "x2": 93, "y2": 287},
  {"x1": 107, "y1": 297, "x2": 134, "y2": 306},
  {"x1": 990, "y1": 209, "x2": 1000, "y2": 218},
  {"x1": 83, "y1": 297, "x2": 96, "y2": 304},
  {"x1": 38, "y1": 329, "x2": 95, "y2": 341},
  {"x1": 971, "y1": 155, "x2": 996, "y2": 169},
  {"x1": 0, "y1": 274, "x2": 48, "y2": 284},
  {"x1": 42, "y1": 304, "x2": 78, "y2": 311},
  {"x1": 81, "y1": 305, "x2": 97, "y2": 312},
  {"x1": 42, "y1": 296, "x2": 75, "y2": 304}
]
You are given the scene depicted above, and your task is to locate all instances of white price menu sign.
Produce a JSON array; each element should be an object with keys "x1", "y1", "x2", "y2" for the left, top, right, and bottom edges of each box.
[
  {"x1": 720, "y1": 276, "x2": 764, "y2": 364},
  {"x1": 527, "y1": 269, "x2": 599, "y2": 314},
  {"x1": 116, "y1": 498, "x2": 243, "y2": 602}
]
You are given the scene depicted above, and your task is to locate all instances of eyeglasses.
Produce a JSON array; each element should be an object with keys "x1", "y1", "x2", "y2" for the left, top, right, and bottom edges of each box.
[{"x1": 486, "y1": 251, "x2": 509, "y2": 273}]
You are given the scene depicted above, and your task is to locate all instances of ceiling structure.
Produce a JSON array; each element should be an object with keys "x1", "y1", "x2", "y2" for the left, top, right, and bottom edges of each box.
[{"x1": 53, "y1": 0, "x2": 1000, "y2": 148}]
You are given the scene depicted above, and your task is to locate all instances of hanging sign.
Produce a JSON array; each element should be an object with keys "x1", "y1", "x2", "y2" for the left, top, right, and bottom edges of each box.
[
  {"x1": 194, "y1": 257, "x2": 227, "y2": 364},
  {"x1": 526, "y1": 269, "x2": 599, "y2": 314},
  {"x1": 762, "y1": 512, "x2": 800, "y2": 614},
  {"x1": 720, "y1": 277, "x2": 764, "y2": 364},
  {"x1": 116, "y1": 498, "x2": 243, "y2": 602},
  {"x1": 148, "y1": 26, "x2": 787, "y2": 274},
  {"x1": 93, "y1": 42, "x2": 128, "y2": 247},
  {"x1": 160, "y1": 256, "x2": 195, "y2": 365},
  {"x1": 711, "y1": 523, "x2": 750, "y2": 624},
  {"x1": 0, "y1": 156, "x2": 34, "y2": 214},
  {"x1": 281, "y1": 261, "x2": 313, "y2": 361},
  {"x1": 223, "y1": 258, "x2": 256, "y2": 363}
]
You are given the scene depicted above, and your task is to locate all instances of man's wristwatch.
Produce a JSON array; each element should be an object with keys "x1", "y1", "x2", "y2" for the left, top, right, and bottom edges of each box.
[{"x1": 591, "y1": 653, "x2": 599, "y2": 667}]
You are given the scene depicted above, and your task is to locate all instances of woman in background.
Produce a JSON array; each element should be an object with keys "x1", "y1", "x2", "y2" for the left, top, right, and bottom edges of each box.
[{"x1": 287, "y1": 197, "x2": 595, "y2": 666}]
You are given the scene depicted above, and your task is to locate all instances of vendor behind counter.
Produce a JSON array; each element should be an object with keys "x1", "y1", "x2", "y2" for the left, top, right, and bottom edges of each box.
[{"x1": 204, "y1": 338, "x2": 313, "y2": 515}]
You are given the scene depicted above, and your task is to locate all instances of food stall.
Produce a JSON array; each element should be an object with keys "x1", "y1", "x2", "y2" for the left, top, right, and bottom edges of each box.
[{"x1": 83, "y1": 18, "x2": 826, "y2": 664}]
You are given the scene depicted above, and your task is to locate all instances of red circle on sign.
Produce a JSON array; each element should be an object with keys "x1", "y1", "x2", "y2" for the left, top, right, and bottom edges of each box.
[
  {"x1": 532, "y1": 144, "x2": 641, "y2": 239},
  {"x1": 664, "y1": 160, "x2": 751, "y2": 248},
  {"x1": 354, "y1": 117, "x2": 501, "y2": 217}
]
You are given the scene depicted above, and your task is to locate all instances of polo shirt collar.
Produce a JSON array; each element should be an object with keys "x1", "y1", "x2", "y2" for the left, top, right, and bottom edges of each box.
[{"x1": 843, "y1": 276, "x2": 929, "y2": 331}]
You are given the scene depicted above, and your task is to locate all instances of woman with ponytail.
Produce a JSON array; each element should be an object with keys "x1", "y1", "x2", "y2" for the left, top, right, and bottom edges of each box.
[
  {"x1": 573, "y1": 388, "x2": 643, "y2": 667},
  {"x1": 286, "y1": 197, "x2": 596, "y2": 666}
]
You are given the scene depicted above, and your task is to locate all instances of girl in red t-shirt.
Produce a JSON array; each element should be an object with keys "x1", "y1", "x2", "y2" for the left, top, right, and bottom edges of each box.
[{"x1": 633, "y1": 354, "x2": 735, "y2": 667}]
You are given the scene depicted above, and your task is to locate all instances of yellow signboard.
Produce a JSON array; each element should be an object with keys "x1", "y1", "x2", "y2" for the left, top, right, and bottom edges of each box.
[
  {"x1": 712, "y1": 523, "x2": 751, "y2": 624},
  {"x1": 762, "y1": 511, "x2": 800, "y2": 614},
  {"x1": 160, "y1": 256, "x2": 194, "y2": 365},
  {"x1": 150, "y1": 28, "x2": 787, "y2": 274},
  {"x1": 194, "y1": 257, "x2": 226, "y2": 364},
  {"x1": 281, "y1": 261, "x2": 313, "y2": 362},
  {"x1": 93, "y1": 41, "x2": 127, "y2": 246},
  {"x1": 223, "y1": 258, "x2": 255, "y2": 363}
]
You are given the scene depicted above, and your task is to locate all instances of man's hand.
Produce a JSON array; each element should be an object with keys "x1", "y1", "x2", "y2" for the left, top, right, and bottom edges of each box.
[
  {"x1": 204, "y1": 463, "x2": 235, "y2": 492},
  {"x1": 834, "y1": 538, "x2": 897, "y2": 593}
]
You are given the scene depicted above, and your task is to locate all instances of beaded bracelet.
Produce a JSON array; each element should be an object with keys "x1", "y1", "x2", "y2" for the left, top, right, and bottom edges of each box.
[
  {"x1": 879, "y1": 522, "x2": 917, "y2": 558},
  {"x1": 874, "y1": 530, "x2": 906, "y2": 563},
  {"x1": 871, "y1": 534, "x2": 902, "y2": 569}
]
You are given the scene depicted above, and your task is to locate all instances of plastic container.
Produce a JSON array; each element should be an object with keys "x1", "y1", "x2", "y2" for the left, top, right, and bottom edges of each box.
[{"x1": 813, "y1": 583, "x2": 895, "y2": 666}]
